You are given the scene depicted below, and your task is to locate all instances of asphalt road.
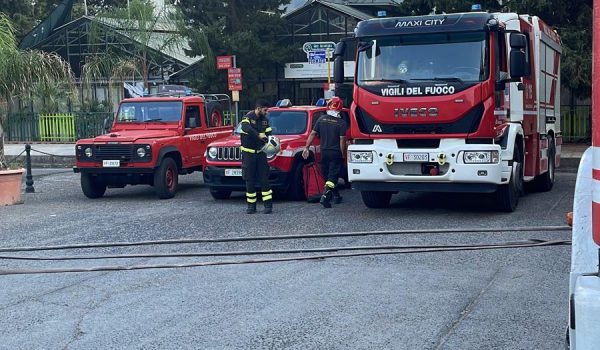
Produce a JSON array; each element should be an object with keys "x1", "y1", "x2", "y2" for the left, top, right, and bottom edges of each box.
[{"x1": 0, "y1": 169, "x2": 575, "y2": 349}]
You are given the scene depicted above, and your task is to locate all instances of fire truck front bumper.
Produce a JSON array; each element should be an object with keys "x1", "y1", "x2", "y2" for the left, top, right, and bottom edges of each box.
[{"x1": 347, "y1": 139, "x2": 511, "y2": 193}]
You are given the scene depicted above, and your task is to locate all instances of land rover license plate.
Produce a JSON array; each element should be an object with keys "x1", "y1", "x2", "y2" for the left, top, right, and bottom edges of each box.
[
  {"x1": 403, "y1": 153, "x2": 429, "y2": 162},
  {"x1": 102, "y1": 160, "x2": 120, "y2": 167},
  {"x1": 224, "y1": 169, "x2": 242, "y2": 177}
]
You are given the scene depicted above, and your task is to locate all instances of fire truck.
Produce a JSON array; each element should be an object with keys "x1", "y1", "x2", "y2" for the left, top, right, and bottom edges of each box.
[
  {"x1": 74, "y1": 88, "x2": 233, "y2": 199},
  {"x1": 333, "y1": 11, "x2": 562, "y2": 211},
  {"x1": 203, "y1": 99, "x2": 350, "y2": 200},
  {"x1": 567, "y1": 3, "x2": 600, "y2": 348}
]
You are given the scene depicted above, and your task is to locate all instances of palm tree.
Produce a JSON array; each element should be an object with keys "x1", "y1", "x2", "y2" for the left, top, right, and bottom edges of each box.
[{"x1": 0, "y1": 14, "x2": 75, "y2": 169}]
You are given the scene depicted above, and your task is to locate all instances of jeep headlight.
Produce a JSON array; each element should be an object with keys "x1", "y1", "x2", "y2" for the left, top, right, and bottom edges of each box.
[
  {"x1": 349, "y1": 151, "x2": 373, "y2": 163},
  {"x1": 463, "y1": 151, "x2": 499, "y2": 164},
  {"x1": 84, "y1": 147, "x2": 93, "y2": 158},
  {"x1": 208, "y1": 147, "x2": 218, "y2": 159}
]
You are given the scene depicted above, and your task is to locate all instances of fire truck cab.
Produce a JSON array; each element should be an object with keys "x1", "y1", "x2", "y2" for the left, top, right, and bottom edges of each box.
[{"x1": 334, "y1": 12, "x2": 562, "y2": 211}]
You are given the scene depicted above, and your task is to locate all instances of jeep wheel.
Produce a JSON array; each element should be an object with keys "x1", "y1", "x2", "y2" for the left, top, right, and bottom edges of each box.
[
  {"x1": 361, "y1": 191, "x2": 392, "y2": 208},
  {"x1": 154, "y1": 158, "x2": 178, "y2": 199},
  {"x1": 81, "y1": 173, "x2": 106, "y2": 199},
  {"x1": 288, "y1": 163, "x2": 306, "y2": 201},
  {"x1": 210, "y1": 189, "x2": 231, "y2": 200}
]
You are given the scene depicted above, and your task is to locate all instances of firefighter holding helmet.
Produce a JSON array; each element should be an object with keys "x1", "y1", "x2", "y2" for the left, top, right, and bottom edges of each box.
[
  {"x1": 240, "y1": 99, "x2": 274, "y2": 214},
  {"x1": 302, "y1": 96, "x2": 348, "y2": 208}
]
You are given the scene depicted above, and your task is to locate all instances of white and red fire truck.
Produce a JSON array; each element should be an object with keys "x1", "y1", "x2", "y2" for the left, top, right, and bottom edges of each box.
[{"x1": 333, "y1": 11, "x2": 562, "y2": 211}]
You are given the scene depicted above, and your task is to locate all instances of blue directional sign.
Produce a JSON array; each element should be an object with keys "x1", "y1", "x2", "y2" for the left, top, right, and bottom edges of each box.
[{"x1": 308, "y1": 50, "x2": 327, "y2": 64}]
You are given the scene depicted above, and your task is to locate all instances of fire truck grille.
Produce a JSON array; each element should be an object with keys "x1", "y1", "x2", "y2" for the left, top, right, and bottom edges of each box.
[
  {"x1": 387, "y1": 162, "x2": 450, "y2": 176},
  {"x1": 217, "y1": 147, "x2": 241, "y2": 161},
  {"x1": 94, "y1": 145, "x2": 134, "y2": 161}
]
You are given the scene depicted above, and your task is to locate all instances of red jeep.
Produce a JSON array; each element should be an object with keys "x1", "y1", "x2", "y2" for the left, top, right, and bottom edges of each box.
[
  {"x1": 203, "y1": 100, "x2": 350, "y2": 200},
  {"x1": 74, "y1": 92, "x2": 233, "y2": 199}
]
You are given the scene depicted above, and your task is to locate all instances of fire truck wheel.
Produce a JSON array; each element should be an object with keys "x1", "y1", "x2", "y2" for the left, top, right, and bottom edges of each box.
[
  {"x1": 535, "y1": 137, "x2": 555, "y2": 192},
  {"x1": 154, "y1": 157, "x2": 178, "y2": 199},
  {"x1": 209, "y1": 189, "x2": 231, "y2": 200},
  {"x1": 81, "y1": 173, "x2": 106, "y2": 199},
  {"x1": 496, "y1": 153, "x2": 523, "y2": 212},
  {"x1": 206, "y1": 101, "x2": 224, "y2": 127},
  {"x1": 361, "y1": 191, "x2": 392, "y2": 208},
  {"x1": 288, "y1": 163, "x2": 306, "y2": 201}
]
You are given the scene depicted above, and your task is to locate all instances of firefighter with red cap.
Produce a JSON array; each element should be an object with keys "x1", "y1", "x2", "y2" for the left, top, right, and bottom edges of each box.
[{"x1": 302, "y1": 96, "x2": 348, "y2": 208}]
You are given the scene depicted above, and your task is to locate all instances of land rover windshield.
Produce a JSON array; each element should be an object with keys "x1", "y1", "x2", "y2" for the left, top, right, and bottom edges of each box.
[
  {"x1": 357, "y1": 31, "x2": 489, "y2": 86},
  {"x1": 117, "y1": 101, "x2": 183, "y2": 123}
]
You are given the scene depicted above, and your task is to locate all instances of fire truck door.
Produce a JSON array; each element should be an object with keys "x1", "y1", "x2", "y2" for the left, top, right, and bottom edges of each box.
[{"x1": 183, "y1": 104, "x2": 205, "y2": 165}]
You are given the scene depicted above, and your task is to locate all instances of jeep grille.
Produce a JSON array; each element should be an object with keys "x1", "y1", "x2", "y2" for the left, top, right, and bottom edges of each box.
[{"x1": 217, "y1": 147, "x2": 241, "y2": 161}]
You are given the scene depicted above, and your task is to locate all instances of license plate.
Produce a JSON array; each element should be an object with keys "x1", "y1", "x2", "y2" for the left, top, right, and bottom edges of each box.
[
  {"x1": 224, "y1": 169, "x2": 242, "y2": 177},
  {"x1": 403, "y1": 153, "x2": 429, "y2": 162},
  {"x1": 102, "y1": 160, "x2": 120, "y2": 167}
]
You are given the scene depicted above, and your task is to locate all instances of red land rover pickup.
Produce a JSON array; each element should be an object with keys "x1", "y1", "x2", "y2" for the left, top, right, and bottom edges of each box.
[
  {"x1": 74, "y1": 93, "x2": 233, "y2": 199},
  {"x1": 203, "y1": 100, "x2": 350, "y2": 200}
]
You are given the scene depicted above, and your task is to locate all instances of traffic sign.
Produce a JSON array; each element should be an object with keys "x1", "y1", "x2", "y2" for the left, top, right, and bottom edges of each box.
[
  {"x1": 227, "y1": 67, "x2": 242, "y2": 91},
  {"x1": 216, "y1": 56, "x2": 233, "y2": 70},
  {"x1": 308, "y1": 50, "x2": 327, "y2": 64},
  {"x1": 303, "y1": 41, "x2": 336, "y2": 54}
]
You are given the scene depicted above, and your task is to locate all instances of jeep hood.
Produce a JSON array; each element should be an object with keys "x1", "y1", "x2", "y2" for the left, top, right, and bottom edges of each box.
[
  {"x1": 93, "y1": 130, "x2": 179, "y2": 143},
  {"x1": 208, "y1": 134, "x2": 305, "y2": 147}
]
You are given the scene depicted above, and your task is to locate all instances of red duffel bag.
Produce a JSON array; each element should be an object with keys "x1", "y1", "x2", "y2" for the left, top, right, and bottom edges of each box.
[{"x1": 303, "y1": 162, "x2": 325, "y2": 203}]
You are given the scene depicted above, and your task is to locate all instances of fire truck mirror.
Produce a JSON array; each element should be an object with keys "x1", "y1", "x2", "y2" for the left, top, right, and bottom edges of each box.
[
  {"x1": 334, "y1": 41, "x2": 346, "y2": 57},
  {"x1": 334, "y1": 56, "x2": 345, "y2": 84},
  {"x1": 509, "y1": 33, "x2": 527, "y2": 49},
  {"x1": 509, "y1": 50, "x2": 527, "y2": 80}
]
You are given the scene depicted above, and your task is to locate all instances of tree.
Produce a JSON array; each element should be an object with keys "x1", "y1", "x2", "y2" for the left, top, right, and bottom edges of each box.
[
  {"x1": 0, "y1": 14, "x2": 75, "y2": 169},
  {"x1": 178, "y1": 0, "x2": 293, "y2": 107}
]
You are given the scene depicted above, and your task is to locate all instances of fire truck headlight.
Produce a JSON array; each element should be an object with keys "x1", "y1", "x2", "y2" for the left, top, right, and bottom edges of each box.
[
  {"x1": 84, "y1": 147, "x2": 93, "y2": 158},
  {"x1": 463, "y1": 151, "x2": 499, "y2": 164},
  {"x1": 208, "y1": 147, "x2": 218, "y2": 159},
  {"x1": 349, "y1": 151, "x2": 373, "y2": 163},
  {"x1": 136, "y1": 147, "x2": 146, "y2": 158}
]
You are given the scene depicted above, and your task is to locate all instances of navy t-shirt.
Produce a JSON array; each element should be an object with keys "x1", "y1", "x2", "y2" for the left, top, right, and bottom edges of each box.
[{"x1": 313, "y1": 114, "x2": 348, "y2": 153}]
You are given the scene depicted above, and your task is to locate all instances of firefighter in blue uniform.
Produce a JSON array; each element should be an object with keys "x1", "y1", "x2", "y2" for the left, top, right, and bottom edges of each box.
[
  {"x1": 240, "y1": 99, "x2": 273, "y2": 214},
  {"x1": 302, "y1": 96, "x2": 348, "y2": 208}
]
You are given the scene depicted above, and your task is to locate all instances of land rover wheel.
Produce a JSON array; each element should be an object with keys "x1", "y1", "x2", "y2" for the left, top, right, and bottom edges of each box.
[
  {"x1": 496, "y1": 150, "x2": 524, "y2": 212},
  {"x1": 154, "y1": 157, "x2": 178, "y2": 199},
  {"x1": 361, "y1": 191, "x2": 392, "y2": 208},
  {"x1": 81, "y1": 173, "x2": 106, "y2": 199},
  {"x1": 206, "y1": 101, "x2": 224, "y2": 127},
  {"x1": 210, "y1": 189, "x2": 231, "y2": 200},
  {"x1": 288, "y1": 163, "x2": 306, "y2": 201}
]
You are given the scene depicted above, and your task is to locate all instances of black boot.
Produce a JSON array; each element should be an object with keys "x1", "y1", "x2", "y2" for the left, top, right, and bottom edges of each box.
[
  {"x1": 320, "y1": 188, "x2": 333, "y2": 208},
  {"x1": 263, "y1": 200, "x2": 273, "y2": 214},
  {"x1": 332, "y1": 189, "x2": 342, "y2": 204},
  {"x1": 246, "y1": 202, "x2": 257, "y2": 214}
]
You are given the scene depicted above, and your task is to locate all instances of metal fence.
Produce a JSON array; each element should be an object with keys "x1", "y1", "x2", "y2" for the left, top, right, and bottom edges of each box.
[
  {"x1": 6, "y1": 107, "x2": 589, "y2": 143},
  {"x1": 5, "y1": 112, "x2": 113, "y2": 142},
  {"x1": 560, "y1": 105, "x2": 591, "y2": 143}
]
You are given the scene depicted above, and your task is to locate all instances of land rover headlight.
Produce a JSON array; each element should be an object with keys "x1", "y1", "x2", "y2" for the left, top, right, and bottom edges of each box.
[
  {"x1": 208, "y1": 147, "x2": 218, "y2": 159},
  {"x1": 349, "y1": 151, "x2": 373, "y2": 163},
  {"x1": 84, "y1": 147, "x2": 93, "y2": 158},
  {"x1": 136, "y1": 147, "x2": 146, "y2": 158},
  {"x1": 463, "y1": 151, "x2": 499, "y2": 164}
]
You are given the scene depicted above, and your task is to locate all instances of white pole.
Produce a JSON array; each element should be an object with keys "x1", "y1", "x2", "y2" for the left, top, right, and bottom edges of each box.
[
  {"x1": 83, "y1": 0, "x2": 88, "y2": 16},
  {"x1": 233, "y1": 55, "x2": 239, "y2": 123}
]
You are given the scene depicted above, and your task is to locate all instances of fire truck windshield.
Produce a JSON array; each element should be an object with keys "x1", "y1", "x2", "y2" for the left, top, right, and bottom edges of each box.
[
  {"x1": 234, "y1": 111, "x2": 308, "y2": 135},
  {"x1": 116, "y1": 101, "x2": 183, "y2": 123},
  {"x1": 357, "y1": 31, "x2": 489, "y2": 86}
]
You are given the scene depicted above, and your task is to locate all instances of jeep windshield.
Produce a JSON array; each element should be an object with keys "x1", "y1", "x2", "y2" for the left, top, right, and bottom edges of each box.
[
  {"x1": 357, "y1": 31, "x2": 489, "y2": 85},
  {"x1": 116, "y1": 101, "x2": 183, "y2": 123},
  {"x1": 235, "y1": 111, "x2": 308, "y2": 135}
]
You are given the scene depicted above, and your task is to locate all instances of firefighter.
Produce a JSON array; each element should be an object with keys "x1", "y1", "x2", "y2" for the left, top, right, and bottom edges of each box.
[
  {"x1": 240, "y1": 99, "x2": 273, "y2": 214},
  {"x1": 302, "y1": 96, "x2": 348, "y2": 208}
]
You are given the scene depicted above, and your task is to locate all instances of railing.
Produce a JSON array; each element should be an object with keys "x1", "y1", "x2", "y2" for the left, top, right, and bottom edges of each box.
[
  {"x1": 560, "y1": 105, "x2": 591, "y2": 143},
  {"x1": 5, "y1": 112, "x2": 113, "y2": 142}
]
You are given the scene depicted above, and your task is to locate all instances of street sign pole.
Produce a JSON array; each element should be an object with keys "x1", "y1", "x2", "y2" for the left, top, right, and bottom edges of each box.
[{"x1": 233, "y1": 55, "x2": 239, "y2": 124}]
